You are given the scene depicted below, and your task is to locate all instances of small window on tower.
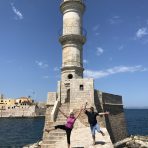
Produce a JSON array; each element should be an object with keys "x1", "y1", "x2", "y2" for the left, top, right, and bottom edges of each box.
[
  {"x1": 80, "y1": 85, "x2": 84, "y2": 91},
  {"x1": 68, "y1": 74, "x2": 73, "y2": 79}
]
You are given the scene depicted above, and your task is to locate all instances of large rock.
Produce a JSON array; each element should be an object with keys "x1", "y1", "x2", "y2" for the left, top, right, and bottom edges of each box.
[{"x1": 114, "y1": 135, "x2": 148, "y2": 148}]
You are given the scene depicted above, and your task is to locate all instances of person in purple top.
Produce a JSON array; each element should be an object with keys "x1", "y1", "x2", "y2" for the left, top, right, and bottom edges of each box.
[
  {"x1": 84, "y1": 102, "x2": 110, "y2": 145},
  {"x1": 45, "y1": 106, "x2": 83, "y2": 148}
]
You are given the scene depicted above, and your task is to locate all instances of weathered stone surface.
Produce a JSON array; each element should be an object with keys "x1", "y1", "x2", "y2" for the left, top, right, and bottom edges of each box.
[
  {"x1": 27, "y1": 127, "x2": 113, "y2": 148},
  {"x1": 94, "y1": 90, "x2": 128, "y2": 143},
  {"x1": 55, "y1": 127, "x2": 113, "y2": 148},
  {"x1": 114, "y1": 135, "x2": 148, "y2": 148},
  {"x1": 47, "y1": 92, "x2": 57, "y2": 105}
]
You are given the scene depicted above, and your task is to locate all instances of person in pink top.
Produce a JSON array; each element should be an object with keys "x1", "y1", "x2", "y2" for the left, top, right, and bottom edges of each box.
[{"x1": 45, "y1": 106, "x2": 83, "y2": 148}]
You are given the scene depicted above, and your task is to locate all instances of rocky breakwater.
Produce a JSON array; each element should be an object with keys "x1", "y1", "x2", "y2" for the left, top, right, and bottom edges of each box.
[{"x1": 114, "y1": 135, "x2": 148, "y2": 148}]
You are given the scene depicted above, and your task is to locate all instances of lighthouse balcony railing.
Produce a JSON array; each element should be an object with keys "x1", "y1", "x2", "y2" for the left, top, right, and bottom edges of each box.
[{"x1": 61, "y1": 0, "x2": 86, "y2": 4}]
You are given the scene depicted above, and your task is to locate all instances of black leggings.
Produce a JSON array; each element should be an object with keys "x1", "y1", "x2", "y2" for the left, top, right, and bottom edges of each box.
[{"x1": 55, "y1": 125, "x2": 72, "y2": 144}]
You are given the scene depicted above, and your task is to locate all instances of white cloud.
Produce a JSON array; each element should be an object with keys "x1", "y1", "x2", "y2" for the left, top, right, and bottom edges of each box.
[
  {"x1": 84, "y1": 65, "x2": 147, "y2": 79},
  {"x1": 35, "y1": 61, "x2": 48, "y2": 68},
  {"x1": 83, "y1": 59, "x2": 88, "y2": 64},
  {"x1": 96, "y1": 47, "x2": 104, "y2": 56},
  {"x1": 108, "y1": 16, "x2": 122, "y2": 24},
  {"x1": 92, "y1": 24, "x2": 100, "y2": 36},
  {"x1": 136, "y1": 27, "x2": 148, "y2": 38},
  {"x1": 54, "y1": 67, "x2": 60, "y2": 71},
  {"x1": 142, "y1": 38, "x2": 148, "y2": 44},
  {"x1": 141, "y1": 68, "x2": 148, "y2": 72},
  {"x1": 118, "y1": 45, "x2": 124, "y2": 51},
  {"x1": 42, "y1": 76, "x2": 49, "y2": 79},
  {"x1": 11, "y1": 3, "x2": 23, "y2": 20},
  {"x1": 92, "y1": 25, "x2": 100, "y2": 31},
  {"x1": 95, "y1": 32, "x2": 100, "y2": 36}
]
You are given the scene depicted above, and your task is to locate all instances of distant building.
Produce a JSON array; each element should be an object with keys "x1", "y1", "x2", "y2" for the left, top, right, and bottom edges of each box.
[
  {"x1": 0, "y1": 95, "x2": 45, "y2": 117},
  {"x1": 0, "y1": 96, "x2": 33, "y2": 109}
]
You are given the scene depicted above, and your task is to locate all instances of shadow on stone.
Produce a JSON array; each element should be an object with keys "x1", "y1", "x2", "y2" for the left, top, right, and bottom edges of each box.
[
  {"x1": 72, "y1": 147, "x2": 84, "y2": 148},
  {"x1": 95, "y1": 141, "x2": 106, "y2": 145}
]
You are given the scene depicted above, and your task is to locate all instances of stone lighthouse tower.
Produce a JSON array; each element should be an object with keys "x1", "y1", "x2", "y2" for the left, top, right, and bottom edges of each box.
[
  {"x1": 41, "y1": 0, "x2": 128, "y2": 147},
  {"x1": 57, "y1": 0, "x2": 90, "y2": 105},
  {"x1": 59, "y1": 0, "x2": 86, "y2": 81}
]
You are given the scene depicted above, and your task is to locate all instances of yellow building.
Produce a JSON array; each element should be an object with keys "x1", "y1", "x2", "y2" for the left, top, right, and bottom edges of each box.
[
  {"x1": 15, "y1": 97, "x2": 33, "y2": 104},
  {"x1": 0, "y1": 98, "x2": 15, "y2": 109},
  {"x1": 0, "y1": 96, "x2": 34, "y2": 110},
  {"x1": 0, "y1": 94, "x2": 45, "y2": 117}
]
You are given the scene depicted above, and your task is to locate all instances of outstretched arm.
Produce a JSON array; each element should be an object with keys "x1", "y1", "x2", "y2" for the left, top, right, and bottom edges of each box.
[
  {"x1": 75, "y1": 102, "x2": 88, "y2": 120},
  {"x1": 83, "y1": 102, "x2": 88, "y2": 112},
  {"x1": 98, "y1": 111, "x2": 110, "y2": 116},
  {"x1": 75, "y1": 106, "x2": 83, "y2": 120},
  {"x1": 59, "y1": 108, "x2": 68, "y2": 118}
]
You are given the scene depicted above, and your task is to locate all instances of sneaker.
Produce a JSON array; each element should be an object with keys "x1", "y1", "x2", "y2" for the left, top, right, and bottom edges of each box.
[
  {"x1": 102, "y1": 132, "x2": 105, "y2": 136},
  {"x1": 45, "y1": 129, "x2": 50, "y2": 133}
]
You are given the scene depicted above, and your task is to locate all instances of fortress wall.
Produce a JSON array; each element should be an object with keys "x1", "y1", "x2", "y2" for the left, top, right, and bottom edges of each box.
[
  {"x1": 0, "y1": 105, "x2": 37, "y2": 117},
  {"x1": 102, "y1": 92, "x2": 128, "y2": 143},
  {"x1": 94, "y1": 90, "x2": 106, "y2": 127}
]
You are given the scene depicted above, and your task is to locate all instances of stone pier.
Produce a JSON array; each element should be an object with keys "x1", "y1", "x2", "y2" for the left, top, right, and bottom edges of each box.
[{"x1": 41, "y1": 0, "x2": 128, "y2": 147}]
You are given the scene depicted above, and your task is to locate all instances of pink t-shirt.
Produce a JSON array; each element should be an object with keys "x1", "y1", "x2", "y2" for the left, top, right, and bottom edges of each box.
[{"x1": 65, "y1": 117, "x2": 76, "y2": 129}]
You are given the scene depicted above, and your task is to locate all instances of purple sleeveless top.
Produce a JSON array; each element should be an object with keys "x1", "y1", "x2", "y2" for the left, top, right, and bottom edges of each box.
[{"x1": 65, "y1": 117, "x2": 76, "y2": 129}]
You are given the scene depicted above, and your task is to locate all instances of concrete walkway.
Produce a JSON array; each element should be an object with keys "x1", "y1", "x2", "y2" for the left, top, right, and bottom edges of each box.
[{"x1": 55, "y1": 127, "x2": 114, "y2": 148}]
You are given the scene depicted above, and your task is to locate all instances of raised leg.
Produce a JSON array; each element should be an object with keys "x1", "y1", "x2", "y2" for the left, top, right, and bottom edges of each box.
[
  {"x1": 44, "y1": 127, "x2": 55, "y2": 133},
  {"x1": 100, "y1": 130, "x2": 105, "y2": 136}
]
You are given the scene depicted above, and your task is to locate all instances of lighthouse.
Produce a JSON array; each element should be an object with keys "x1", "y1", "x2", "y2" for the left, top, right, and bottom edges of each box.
[
  {"x1": 59, "y1": 0, "x2": 86, "y2": 81},
  {"x1": 41, "y1": 1, "x2": 128, "y2": 147}
]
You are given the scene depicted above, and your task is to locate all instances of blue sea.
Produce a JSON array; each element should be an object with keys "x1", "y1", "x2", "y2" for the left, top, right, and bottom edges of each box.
[
  {"x1": 0, "y1": 117, "x2": 44, "y2": 147},
  {"x1": 124, "y1": 109, "x2": 148, "y2": 136},
  {"x1": 0, "y1": 109, "x2": 147, "y2": 147}
]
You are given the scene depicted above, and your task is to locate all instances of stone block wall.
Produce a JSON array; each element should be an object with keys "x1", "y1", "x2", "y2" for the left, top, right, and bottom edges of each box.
[
  {"x1": 35, "y1": 107, "x2": 46, "y2": 116},
  {"x1": 94, "y1": 91, "x2": 128, "y2": 143},
  {"x1": 47, "y1": 92, "x2": 57, "y2": 105},
  {"x1": 70, "y1": 78, "x2": 94, "y2": 109},
  {"x1": 94, "y1": 90, "x2": 106, "y2": 127},
  {"x1": 103, "y1": 104, "x2": 128, "y2": 143},
  {"x1": 60, "y1": 81, "x2": 70, "y2": 103}
]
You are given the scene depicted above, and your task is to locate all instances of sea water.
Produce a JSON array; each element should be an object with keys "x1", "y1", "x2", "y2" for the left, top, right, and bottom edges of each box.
[{"x1": 0, "y1": 109, "x2": 147, "y2": 147}]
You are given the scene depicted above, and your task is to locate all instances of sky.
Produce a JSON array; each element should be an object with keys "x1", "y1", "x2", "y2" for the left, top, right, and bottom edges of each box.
[{"x1": 0, "y1": 0, "x2": 148, "y2": 108}]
